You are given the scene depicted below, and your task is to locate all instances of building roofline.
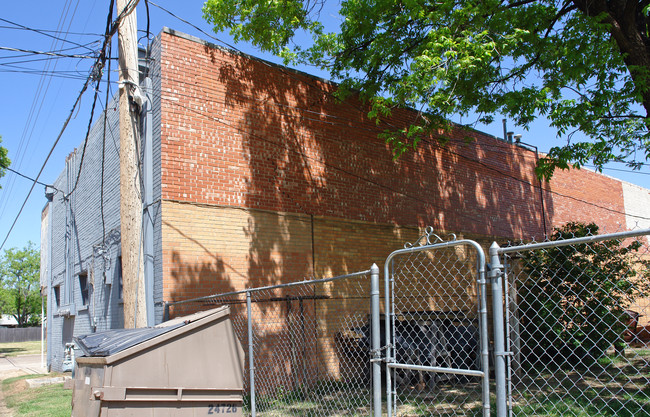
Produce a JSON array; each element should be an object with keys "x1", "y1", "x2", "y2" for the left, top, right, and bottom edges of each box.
[
  {"x1": 159, "y1": 27, "x2": 507, "y2": 145},
  {"x1": 161, "y1": 27, "x2": 337, "y2": 88}
]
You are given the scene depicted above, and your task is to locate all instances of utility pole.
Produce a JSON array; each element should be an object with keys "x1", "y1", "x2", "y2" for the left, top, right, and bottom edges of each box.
[{"x1": 117, "y1": 0, "x2": 146, "y2": 328}]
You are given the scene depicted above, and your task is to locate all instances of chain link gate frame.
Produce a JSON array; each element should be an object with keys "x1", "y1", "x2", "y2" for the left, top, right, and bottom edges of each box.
[{"x1": 379, "y1": 229, "x2": 505, "y2": 417}]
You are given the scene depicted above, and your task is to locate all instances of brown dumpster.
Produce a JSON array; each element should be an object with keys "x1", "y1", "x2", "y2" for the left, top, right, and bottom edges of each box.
[{"x1": 71, "y1": 306, "x2": 244, "y2": 417}]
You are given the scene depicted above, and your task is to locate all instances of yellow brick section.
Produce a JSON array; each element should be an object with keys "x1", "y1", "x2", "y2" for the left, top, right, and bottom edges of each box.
[
  {"x1": 162, "y1": 199, "x2": 313, "y2": 305},
  {"x1": 161, "y1": 200, "x2": 495, "y2": 381}
]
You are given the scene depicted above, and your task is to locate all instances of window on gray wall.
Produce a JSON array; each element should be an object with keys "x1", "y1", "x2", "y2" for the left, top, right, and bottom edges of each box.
[
  {"x1": 79, "y1": 272, "x2": 89, "y2": 306},
  {"x1": 53, "y1": 286, "x2": 60, "y2": 308}
]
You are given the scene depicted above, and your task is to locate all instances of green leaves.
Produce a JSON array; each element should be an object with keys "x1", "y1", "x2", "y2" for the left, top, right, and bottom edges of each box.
[
  {"x1": 0, "y1": 242, "x2": 41, "y2": 327},
  {"x1": 519, "y1": 222, "x2": 650, "y2": 365},
  {"x1": 203, "y1": 0, "x2": 650, "y2": 178},
  {"x1": 0, "y1": 136, "x2": 10, "y2": 190}
]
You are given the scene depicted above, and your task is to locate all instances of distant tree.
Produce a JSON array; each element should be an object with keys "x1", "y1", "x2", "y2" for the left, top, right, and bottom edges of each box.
[
  {"x1": 0, "y1": 243, "x2": 41, "y2": 327},
  {"x1": 0, "y1": 136, "x2": 9, "y2": 188},
  {"x1": 519, "y1": 222, "x2": 650, "y2": 366}
]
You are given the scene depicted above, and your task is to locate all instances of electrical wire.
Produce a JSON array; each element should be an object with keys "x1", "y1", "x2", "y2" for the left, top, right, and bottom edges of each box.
[
  {"x1": 0, "y1": 46, "x2": 95, "y2": 59},
  {"x1": 63, "y1": 74, "x2": 103, "y2": 199},
  {"x1": 150, "y1": 54, "x2": 648, "y2": 216},
  {"x1": 0, "y1": 0, "x2": 79, "y2": 223},
  {"x1": 0, "y1": 0, "x2": 138, "y2": 251},
  {"x1": 148, "y1": 1, "x2": 240, "y2": 51},
  {"x1": 0, "y1": 25, "x2": 103, "y2": 38},
  {"x1": 0, "y1": 161, "x2": 61, "y2": 192},
  {"x1": 100, "y1": 41, "x2": 113, "y2": 246},
  {"x1": 0, "y1": 68, "x2": 88, "y2": 80},
  {"x1": 584, "y1": 165, "x2": 650, "y2": 176},
  {"x1": 150, "y1": 3, "x2": 650, "y2": 190},
  {"x1": 154, "y1": 91, "x2": 527, "y2": 237},
  {"x1": 0, "y1": 73, "x2": 94, "y2": 252},
  {"x1": 0, "y1": 17, "x2": 98, "y2": 51},
  {"x1": 0, "y1": 42, "x2": 100, "y2": 60}
]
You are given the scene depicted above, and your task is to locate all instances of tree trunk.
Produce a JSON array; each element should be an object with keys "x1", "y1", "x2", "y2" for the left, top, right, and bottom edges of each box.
[{"x1": 573, "y1": 0, "x2": 650, "y2": 121}]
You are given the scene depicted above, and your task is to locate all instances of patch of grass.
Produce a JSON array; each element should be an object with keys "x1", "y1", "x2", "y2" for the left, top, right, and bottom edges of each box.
[
  {"x1": 0, "y1": 341, "x2": 43, "y2": 357},
  {"x1": 3, "y1": 375, "x2": 71, "y2": 417},
  {"x1": 254, "y1": 381, "x2": 373, "y2": 416},
  {"x1": 513, "y1": 391, "x2": 650, "y2": 417}
]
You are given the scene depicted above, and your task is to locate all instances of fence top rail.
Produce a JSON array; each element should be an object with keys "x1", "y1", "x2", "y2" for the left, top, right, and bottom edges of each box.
[
  {"x1": 496, "y1": 227, "x2": 650, "y2": 255},
  {"x1": 166, "y1": 269, "x2": 372, "y2": 307}
]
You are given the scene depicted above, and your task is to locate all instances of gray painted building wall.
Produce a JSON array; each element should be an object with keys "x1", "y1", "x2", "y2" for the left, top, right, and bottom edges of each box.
[
  {"x1": 45, "y1": 95, "x2": 124, "y2": 371},
  {"x1": 150, "y1": 34, "x2": 164, "y2": 325},
  {"x1": 43, "y1": 36, "x2": 164, "y2": 370}
]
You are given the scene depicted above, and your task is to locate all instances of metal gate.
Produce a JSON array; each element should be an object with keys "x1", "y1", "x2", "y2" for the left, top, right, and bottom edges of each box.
[{"x1": 380, "y1": 229, "x2": 501, "y2": 417}]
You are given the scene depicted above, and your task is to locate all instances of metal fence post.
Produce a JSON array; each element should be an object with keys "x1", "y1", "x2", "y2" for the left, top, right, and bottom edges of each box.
[
  {"x1": 489, "y1": 242, "x2": 507, "y2": 417},
  {"x1": 384, "y1": 259, "x2": 393, "y2": 417},
  {"x1": 246, "y1": 290, "x2": 256, "y2": 417},
  {"x1": 370, "y1": 264, "x2": 382, "y2": 417}
]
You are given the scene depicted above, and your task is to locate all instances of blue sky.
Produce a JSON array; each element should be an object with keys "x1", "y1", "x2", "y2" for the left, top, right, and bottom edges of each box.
[{"x1": 1, "y1": 0, "x2": 648, "y2": 253}]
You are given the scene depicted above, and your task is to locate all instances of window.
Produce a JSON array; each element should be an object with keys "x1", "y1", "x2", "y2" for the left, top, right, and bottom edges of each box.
[
  {"x1": 79, "y1": 272, "x2": 89, "y2": 306},
  {"x1": 117, "y1": 256, "x2": 123, "y2": 301},
  {"x1": 53, "y1": 286, "x2": 60, "y2": 308}
]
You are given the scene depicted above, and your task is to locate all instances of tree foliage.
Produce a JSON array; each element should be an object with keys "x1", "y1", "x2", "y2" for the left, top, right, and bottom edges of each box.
[
  {"x1": 519, "y1": 222, "x2": 650, "y2": 366},
  {"x1": 203, "y1": 0, "x2": 650, "y2": 178},
  {"x1": 0, "y1": 243, "x2": 41, "y2": 327},
  {"x1": 0, "y1": 135, "x2": 9, "y2": 188}
]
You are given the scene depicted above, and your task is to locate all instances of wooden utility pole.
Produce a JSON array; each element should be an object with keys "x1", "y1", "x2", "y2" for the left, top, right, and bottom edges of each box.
[{"x1": 117, "y1": 0, "x2": 146, "y2": 328}]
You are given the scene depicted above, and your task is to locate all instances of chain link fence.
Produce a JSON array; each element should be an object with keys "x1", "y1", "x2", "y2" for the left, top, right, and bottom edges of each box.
[
  {"x1": 166, "y1": 270, "x2": 376, "y2": 417},
  {"x1": 164, "y1": 226, "x2": 650, "y2": 417},
  {"x1": 499, "y1": 224, "x2": 650, "y2": 417},
  {"x1": 386, "y1": 237, "x2": 490, "y2": 417}
]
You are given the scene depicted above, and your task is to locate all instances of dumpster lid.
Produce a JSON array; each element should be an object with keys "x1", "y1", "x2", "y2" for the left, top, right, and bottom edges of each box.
[
  {"x1": 75, "y1": 307, "x2": 231, "y2": 357},
  {"x1": 75, "y1": 324, "x2": 185, "y2": 357}
]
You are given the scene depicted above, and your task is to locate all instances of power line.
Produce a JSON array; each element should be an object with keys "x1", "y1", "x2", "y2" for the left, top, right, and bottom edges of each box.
[
  {"x1": 0, "y1": 0, "x2": 88, "y2": 226},
  {"x1": 0, "y1": 46, "x2": 95, "y2": 59},
  {"x1": 0, "y1": 0, "x2": 137, "y2": 251},
  {"x1": 154, "y1": 91, "x2": 521, "y2": 236},
  {"x1": 153, "y1": 61, "x2": 650, "y2": 223},
  {"x1": 64, "y1": 72, "x2": 103, "y2": 199},
  {"x1": 0, "y1": 161, "x2": 62, "y2": 192},
  {"x1": 0, "y1": 69, "x2": 88, "y2": 80},
  {"x1": 0, "y1": 25, "x2": 103, "y2": 37},
  {"x1": 151, "y1": 3, "x2": 650, "y2": 191},
  {"x1": 0, "y1": 17, "x2": 99, "y2": 51},
  {"x1": 0, "y1": 41, "x2": 100, "y2": 60},
  {"x1": 100, "y1": 39, "x2": 114, "y2": 246},
  {"x1": 0, "y1": 73, "x2": 95, "y2": 252},
  {"x1": 584, "y1": 165, "x2": 650, "y2": 176},
  {"x1": 148, "y1": 1, "x2": 240, "y2": 51}
]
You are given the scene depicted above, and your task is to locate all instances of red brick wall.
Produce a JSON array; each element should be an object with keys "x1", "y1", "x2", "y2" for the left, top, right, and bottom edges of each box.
[
  {"x1": 546, "y1": 168, "x2": 626, "y2": 233},
  {"x1": 157, "y1": 30, "x2": 629, "y2": 242},
  {"x1": 157, "y1": 29, "x2": 635, "y2": 306},
  {"x1": 157, "y1": 31, "x2": 559, "y2": 242}
]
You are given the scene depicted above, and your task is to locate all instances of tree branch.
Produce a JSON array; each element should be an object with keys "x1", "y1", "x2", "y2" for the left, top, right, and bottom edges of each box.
[{"x1": 502, "y1": 0, "x2": 539, "y2": 10}]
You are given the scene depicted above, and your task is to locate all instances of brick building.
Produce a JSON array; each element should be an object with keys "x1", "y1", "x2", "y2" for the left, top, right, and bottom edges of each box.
[{"x1": 41, "y1": 28, "x2": 650, "y2": 371}]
